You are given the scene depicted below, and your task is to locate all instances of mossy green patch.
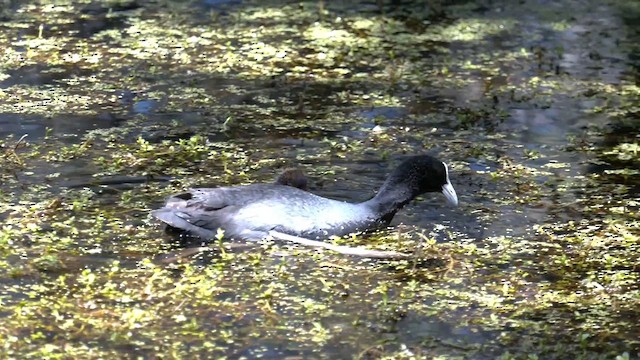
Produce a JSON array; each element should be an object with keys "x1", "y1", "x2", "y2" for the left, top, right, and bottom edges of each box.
[{"x1": 0, "y1": 0, "x2": 638, "y2": 358}]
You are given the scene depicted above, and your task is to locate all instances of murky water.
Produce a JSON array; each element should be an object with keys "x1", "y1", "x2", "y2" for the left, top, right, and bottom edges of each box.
[{"x1": 1, "y1": 0, "x2": 638, "y2": 358}]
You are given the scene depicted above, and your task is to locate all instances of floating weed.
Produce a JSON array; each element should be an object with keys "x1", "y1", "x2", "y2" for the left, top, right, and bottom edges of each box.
[
  {"x1": 0, "y1": 0, "x2": 639, "y2": 358},
  {"x1": 95, "y1": 135, "x2": 239, "y2": 176}
]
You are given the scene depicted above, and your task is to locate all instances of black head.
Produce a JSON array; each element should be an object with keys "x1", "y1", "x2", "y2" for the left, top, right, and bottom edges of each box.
[
  {"x1": 275, "y1": 168, "x2": 308, "y2": 191},
  {"x1": 380, "y1": 155, "x2": 458, "y2": 206}
]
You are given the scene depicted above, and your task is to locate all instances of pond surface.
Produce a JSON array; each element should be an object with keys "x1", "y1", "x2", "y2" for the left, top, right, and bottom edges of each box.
[{"x1": 0, "y1": 0, "x2": 638, "y2": 358}]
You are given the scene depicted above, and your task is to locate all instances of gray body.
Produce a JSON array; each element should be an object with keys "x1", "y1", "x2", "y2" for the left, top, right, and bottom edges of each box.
[{"x1": 153, "y1": 184, "x2": 385, "y2": 240}]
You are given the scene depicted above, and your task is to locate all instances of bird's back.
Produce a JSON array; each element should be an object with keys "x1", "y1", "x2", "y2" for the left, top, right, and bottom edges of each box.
[{"x1": 153, "y1": 183, "x2": 381, "y2": 240}]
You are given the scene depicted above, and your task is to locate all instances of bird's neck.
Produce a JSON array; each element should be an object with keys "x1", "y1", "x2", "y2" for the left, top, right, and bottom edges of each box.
[{"x1": 364, "y1": 183, "x2": 416, "y2": 220}]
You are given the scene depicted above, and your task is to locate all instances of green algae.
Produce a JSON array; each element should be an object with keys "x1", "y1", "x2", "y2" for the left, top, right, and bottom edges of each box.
[{"x1": 0, "y1": 0, "x2": 638, "y2": 359}]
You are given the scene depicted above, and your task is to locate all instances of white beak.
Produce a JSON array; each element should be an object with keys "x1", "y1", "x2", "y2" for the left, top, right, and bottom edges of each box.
[
  {"x1": 442, "y1": 163, "x2": 458, "y2": 206},
  {"x1": 442, "y1": 182, "x2": 458, "y2": 206}
]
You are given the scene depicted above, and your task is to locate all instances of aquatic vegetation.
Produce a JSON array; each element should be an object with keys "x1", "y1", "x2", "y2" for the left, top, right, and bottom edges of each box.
[{"x1": 0, "y1": 0, "x2": 638, "y2": 358}]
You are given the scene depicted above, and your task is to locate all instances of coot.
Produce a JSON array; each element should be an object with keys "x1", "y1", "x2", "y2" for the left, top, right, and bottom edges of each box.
[{"x1": 152, "y1": 155, "x2": 458, "y2": 240}]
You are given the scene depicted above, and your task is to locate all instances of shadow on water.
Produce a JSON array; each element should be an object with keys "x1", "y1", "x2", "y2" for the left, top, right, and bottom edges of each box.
[
  {"x1": 0, "y1": 113, "x2": 124, "y2": 141},
  {"x1": 0, "y1": 64, "x2": 95, "y2": 88}
]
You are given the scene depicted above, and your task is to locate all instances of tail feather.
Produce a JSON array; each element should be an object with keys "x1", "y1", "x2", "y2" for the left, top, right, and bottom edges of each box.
[{"x1": 152, "y1": 208, "x2": 215, "y2": 239}]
